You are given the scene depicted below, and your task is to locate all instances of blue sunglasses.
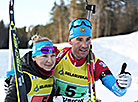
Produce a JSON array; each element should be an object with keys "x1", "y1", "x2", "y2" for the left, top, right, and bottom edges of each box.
[{"x1": 69, "y1": 18, "x2": 92, "y2": 31}]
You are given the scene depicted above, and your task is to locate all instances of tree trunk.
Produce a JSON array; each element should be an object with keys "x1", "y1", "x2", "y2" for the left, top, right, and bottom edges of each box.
[
  {"x1": 58, "y1": 14, "x2": 63, "y2": 43},
  {"x1": 96, "y1": 0, "x2": 104, "y2": 38}
]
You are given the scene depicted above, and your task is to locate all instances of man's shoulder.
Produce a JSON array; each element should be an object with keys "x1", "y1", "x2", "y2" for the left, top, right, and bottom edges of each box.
[
  {"x1": 56, "y1": 47, "x2": 71, "y2": 55},
  {"x1": 56, "y1": 47, "x2": 71, "y2": 64}
]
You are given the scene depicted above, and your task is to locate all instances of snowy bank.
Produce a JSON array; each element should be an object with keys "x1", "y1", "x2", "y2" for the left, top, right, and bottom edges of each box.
[{"x1": 0, "y1": 32, "x2": 138, "y2": 102}]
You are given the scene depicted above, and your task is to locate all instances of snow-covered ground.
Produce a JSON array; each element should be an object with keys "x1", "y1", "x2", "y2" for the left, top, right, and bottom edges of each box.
[{"x1": 0, "y1": 32, "x2": 138, "y2": 102}]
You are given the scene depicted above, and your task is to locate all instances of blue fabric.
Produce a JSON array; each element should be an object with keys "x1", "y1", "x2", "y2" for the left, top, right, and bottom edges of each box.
[
  {"x1": 69, "y1": 24, "x2": 92, "y2": 40},
  {"x1": 68, "y1": 19, "x2": 92, "y2": 40},
  {"x1": 6, "y1": 68, "x2": 15, "y2": 78},
  {"x1": 32, "y1": 41, "x2": 54, "y2": 57},
  {"x1": 102, "y1": 75, "x2": 127, "y2": 97}
]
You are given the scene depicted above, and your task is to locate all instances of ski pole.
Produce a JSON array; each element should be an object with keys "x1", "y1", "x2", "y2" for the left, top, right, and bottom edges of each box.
[
  {"x1": 87, "y1": 52, "x2": 92, "y2": 102},
  {"x1": 86, "y1": 0, "x2": 96, "y2": 19},
  {"x1": 86, "y1": 0, "x2": 96, "y2": 101},
  {"x1": 90, "y1": 45, "x2": 96, "y2": 102},
  {"x1": 9, "y1": 0, "x2": 28, "y2": 101}
]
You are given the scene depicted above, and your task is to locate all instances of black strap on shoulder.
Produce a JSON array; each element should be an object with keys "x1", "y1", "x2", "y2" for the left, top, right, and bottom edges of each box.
[{"x1": 99, "y1": 70, "x2": 112, "y2": 80}]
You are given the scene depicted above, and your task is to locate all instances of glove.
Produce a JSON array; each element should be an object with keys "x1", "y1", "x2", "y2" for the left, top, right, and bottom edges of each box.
[
  {"x1": 4, "y1": 75, "x2": 13, "y2": 93},
  {"x1": 117, "y1": 73, "x2": 132, "y2": 89},
  {"x1": 117, "y1": 63, "x2": 132, "y2": 89}
]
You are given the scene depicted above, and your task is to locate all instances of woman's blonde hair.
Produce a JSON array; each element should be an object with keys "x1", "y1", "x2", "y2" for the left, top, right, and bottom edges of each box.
[
  {"x1": 31, "y1": 34, "x2": 51, "y2": 44},
  {"x1": 31, "y1": 34, "x2": 55, "y2": 57}
]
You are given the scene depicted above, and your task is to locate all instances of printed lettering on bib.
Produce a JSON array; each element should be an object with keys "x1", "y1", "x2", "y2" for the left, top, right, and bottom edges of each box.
[{"x1": 56, "y1": 79, "x2": 88, "y2": 98}]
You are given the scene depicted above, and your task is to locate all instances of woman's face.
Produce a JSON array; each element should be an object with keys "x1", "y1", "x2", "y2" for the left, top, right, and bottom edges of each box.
[{"x1": 32, "y1": 54, "x2": 56, "y2": 71}]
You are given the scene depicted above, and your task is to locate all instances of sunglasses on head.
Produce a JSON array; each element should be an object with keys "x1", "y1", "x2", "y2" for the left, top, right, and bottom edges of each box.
[
  {"x1": 69, "y1": 18, "x2": 92, "y2": 31},
  {"x1": 38, "y1": 46, "x2": 57, "y2": 54}
]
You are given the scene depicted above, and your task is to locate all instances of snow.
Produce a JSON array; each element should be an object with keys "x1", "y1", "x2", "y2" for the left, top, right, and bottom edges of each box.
[{"x1": 0, "y1": 32, "x2": 138, "y2": 102}]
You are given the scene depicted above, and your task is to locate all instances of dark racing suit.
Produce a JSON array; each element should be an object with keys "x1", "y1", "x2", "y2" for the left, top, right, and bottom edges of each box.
[{"x1": 4, "y1": 51, "x2": 55, "y2": 102}]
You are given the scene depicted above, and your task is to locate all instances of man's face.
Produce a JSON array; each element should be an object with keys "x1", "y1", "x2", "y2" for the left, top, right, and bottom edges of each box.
[{"x1": 69, "y1": 36, "x2": 91, "y2": 60}]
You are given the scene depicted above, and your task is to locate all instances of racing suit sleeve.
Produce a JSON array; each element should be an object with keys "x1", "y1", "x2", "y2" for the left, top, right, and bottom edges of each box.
[{"x1": 95, "y1": 58, "x2": 127, "y2": 97}]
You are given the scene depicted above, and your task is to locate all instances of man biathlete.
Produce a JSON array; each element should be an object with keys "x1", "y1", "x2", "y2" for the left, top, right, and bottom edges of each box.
[{"x1": 53, "y1": 18, "x2": 132, "y2": 102}]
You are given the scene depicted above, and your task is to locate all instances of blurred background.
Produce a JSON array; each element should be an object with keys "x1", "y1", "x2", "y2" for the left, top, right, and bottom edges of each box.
[
  {"x1": 0, "y1": 0, "x2": 138, "y2": 49},
  {"x1": 0, "y1": 1, "x2": 138, "y2": 101}
]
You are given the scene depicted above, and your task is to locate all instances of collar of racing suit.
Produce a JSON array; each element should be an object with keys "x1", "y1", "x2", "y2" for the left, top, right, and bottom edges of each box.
[{"x1": 68, "y1": 49, "x2": 86, "y2": 67}]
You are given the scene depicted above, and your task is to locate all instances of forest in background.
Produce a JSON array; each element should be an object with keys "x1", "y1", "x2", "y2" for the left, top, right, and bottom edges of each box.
[{"x1": 0, "y1": 0, "x2": 138, "y2": 49}]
